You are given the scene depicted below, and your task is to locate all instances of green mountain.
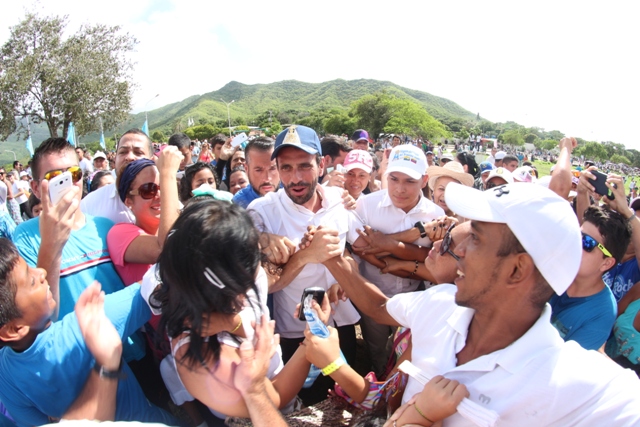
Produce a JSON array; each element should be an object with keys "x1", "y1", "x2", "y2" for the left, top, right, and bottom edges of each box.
[
  {"x1": 0, "y1": 79, "x2": 474, "y2": 165},
  {"x1": 125, "y1": 79, "x2": 475, "y2": 135}
]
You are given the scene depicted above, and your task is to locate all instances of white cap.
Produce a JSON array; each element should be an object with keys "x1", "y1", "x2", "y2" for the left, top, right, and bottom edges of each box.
[
  {"x1": 93, "y1": 151, "x2": 107, "y2": 160},
  {"x1": 512, "y1": 166, "x2": 537, "y2": 183},
  {"x1": 19, "y1": 171, "x2": 28, "y2": 178},
  {"x1": 486, "y1": 167, "x2": 514, "y2": 185},
  {"x1": 495, "y1": 151, "x2": 507, "y2": 160},
  {"x1": 386, "y1": 145, "x2": 427, "y2": 179},
  {"x1": 445, "y1": 183, "x2": 581, "y2": 295}
]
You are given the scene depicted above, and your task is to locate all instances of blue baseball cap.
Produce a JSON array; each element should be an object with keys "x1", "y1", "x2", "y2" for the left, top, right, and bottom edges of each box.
[
  {"x1": 479, "y1": 161, "x2": 495, "y2": 175},
  {"x1": 272, "y1": 125, "x2": 322, "y2": 160}
]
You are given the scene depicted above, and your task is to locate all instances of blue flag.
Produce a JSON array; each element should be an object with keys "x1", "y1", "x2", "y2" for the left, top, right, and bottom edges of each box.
[
  {"x1": 66, "y1": 122, "x2": 76, "y2": 147},
  {"x1": 141, "y1": 119, "x2": 149, "y2": 136},
  {"x1": 100, "y1": 130, "x2": 106, "y2": 150},
  {"x1": 25, "y1": 134, "x2": 34, "y2": 157}
]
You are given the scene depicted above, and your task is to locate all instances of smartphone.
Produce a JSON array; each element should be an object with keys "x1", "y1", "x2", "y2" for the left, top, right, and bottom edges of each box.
[
  {"x1": 231, "y1": 132, "x2": 248, "y2": 148},
  {"x1": 48, "y1": 171, "x2": 73, "y2": 205},
  {"x1": 298, "y1": 287, "x2": 325, "y2": 321},
  {"x1": 588, "y1": 170, "x2": 614, "y2": 200}
]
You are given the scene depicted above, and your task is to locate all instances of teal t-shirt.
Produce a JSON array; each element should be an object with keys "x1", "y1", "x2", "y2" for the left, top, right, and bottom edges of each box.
[
  {"x1": 550, "y1": 285, "x2": 617, "y2": 350},
  {"x1": 13, "y1": 214, "x2": 145, "y2": 361}
]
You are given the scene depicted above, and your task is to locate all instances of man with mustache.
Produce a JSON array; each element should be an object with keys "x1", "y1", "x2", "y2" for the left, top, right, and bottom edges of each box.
[
  {"x1": 247, "y1": 125, "x2": 360, "y2": 405},
  {"x1": 232, "y1": 137, "x2": 280, "y2": 209}
]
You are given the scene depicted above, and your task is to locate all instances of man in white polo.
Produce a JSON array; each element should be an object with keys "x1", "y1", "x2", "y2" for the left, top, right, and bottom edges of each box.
[
  {"x1": 248, "y1": 125, "x2": 360, "y2": 405},
  {"x1": 81, "y1": 129, "x2": 153, "y2": 224},
  {"x1": 322, "y1": 183, "x2": 640, "y2": 426},
  {"x1": 347, "y1": 144, "x2": 444, "y2": 375}
]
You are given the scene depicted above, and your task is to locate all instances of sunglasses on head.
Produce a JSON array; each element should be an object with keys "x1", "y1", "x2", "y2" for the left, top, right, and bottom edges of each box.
[
  {"x1": 43, "y1": 166, "x2": 83, "y2": 183},
  {"x1": 439, "y1": 223, "x2": 460, "y2": 261},
  {"x1": 581, "y1": 232, "x2": 612, "y2": 257},
  {"x1": 129, "y1": 182, "x2": 160, "y2": 199}
]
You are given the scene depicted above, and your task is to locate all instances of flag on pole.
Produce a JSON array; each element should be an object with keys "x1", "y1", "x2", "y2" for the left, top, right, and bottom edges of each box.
[
  {"x1": 141, "y1": 119, "x2": 149, "y2": 136},
  {"x1": 25, "y1": 133, "x2": 34, "y2": 157},
  {"x1": 100, "y1": 130, "x2": 106, "y2": 150},
  {"x1": 66, "y1": 122, "x2": 76, "y2": 147}
]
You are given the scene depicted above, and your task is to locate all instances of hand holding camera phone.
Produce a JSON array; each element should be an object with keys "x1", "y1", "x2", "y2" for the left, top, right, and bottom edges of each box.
[
  {"x1": 588, "y1": 170, "x2": 615, "y2": 200},
  {"x1": 48, "y1": 171, "x2": 74, "y2": 205},
  {"x1": 298, "y1": 287, "x2": 325, "y2": 321}
]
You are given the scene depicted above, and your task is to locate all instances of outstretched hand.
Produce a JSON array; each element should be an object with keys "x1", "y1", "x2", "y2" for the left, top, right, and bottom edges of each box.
[{"x1": 75, "y1": 282, "x2": 122, "y2": 370}]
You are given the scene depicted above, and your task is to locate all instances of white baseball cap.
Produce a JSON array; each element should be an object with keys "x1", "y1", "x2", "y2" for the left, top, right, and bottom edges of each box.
[
  {"x1": 495, "y1": 151, "x2": 507, "y2": 160},
  {"x1": 93, "y1": 151, "x2": 107, "y2": 160},
  {"x1": 486, "y1": 167, "x2": 514, "y2": 185},
  {"x1": 445, "y1": 182, "x2": 581, "y2": 295},
  {"x1": 386, "y1": 145, "x2": 427, "y2": 179}
]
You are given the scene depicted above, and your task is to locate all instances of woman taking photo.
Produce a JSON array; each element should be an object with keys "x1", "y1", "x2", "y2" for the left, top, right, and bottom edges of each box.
[
  {"x1": 107, "y1": 147, "x2": 182, "y2": 286},
  {"x1": 152, "y1": 199, "x2": 310, "y2": 418}
]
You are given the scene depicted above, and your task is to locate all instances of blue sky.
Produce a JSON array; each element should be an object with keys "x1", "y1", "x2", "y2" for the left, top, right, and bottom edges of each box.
[{"x1": 2, "y1": 1, "x2": 639, "y2": 149}]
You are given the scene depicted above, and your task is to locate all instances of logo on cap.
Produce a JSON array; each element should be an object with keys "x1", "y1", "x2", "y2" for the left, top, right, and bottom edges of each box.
[
  {"x1": 282, "y1": 125, "x2": 301, "y2": 146},
  {"x1": 493, "y1": 186, "x2": 510, "y2": 197},
  {"x1": 392, "y1": 150, "x2": 419, "y2": 164}
]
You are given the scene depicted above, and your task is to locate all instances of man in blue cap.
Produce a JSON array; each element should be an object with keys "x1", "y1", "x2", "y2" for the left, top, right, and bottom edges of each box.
[{"x1": 248, "y1": 125, "x2": 361, "y2": 405}]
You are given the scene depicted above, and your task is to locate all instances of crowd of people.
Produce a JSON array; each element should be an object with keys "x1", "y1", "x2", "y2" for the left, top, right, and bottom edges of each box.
[{"x1": 1, "y1": 125, "x2": 640, "y2": 427}]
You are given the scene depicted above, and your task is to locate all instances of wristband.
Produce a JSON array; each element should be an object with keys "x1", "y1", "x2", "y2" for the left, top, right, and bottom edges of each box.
[
  {"x1": 93, "y1": 360, "x2": 126, "y2": 380},
  {"x1": 411, "y1": 260, "x2": 419, "y2": 276},
  {"x1": 414, "y1": 403, "x2": 435, "y2": 424},
  {"x1": 414, "y1": 221, "x2": 427, "y2": 238},
  {"x1": 321, "y1": 358, "x2": 345, "y2": 376}
]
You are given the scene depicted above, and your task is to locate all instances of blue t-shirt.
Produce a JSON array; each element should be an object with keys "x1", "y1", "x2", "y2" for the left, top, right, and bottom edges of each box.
[
  {"x1": 0, "y1": 210, "x2": 16, "y2": 240},
  {"x1": 232, "y1": 185, "x2": 261, "y2": 209},
  {"x1": 603, "y1": 258, "x2": 640, "y2": 302},
  {"x1": 12, "y1": 214, "x2": 145, "y2": 361},
  {"x1": 0, "y1": 285, "x2": 175, "y2": 427},
  {"x1": 550, "y1": 285, "x2": 617, "y2": 351}
]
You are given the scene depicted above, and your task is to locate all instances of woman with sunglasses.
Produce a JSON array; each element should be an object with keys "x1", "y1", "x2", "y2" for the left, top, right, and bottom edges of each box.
[
  {"x1": 197, "y1": 142, "x2": 214, "y2": 163},
  {"x1": 107, "y1": 148, "x2": 182, "y2": 287}
]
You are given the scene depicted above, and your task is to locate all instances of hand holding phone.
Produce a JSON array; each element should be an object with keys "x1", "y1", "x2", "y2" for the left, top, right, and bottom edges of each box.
[
  {"x1": 298, "y1": 287, "x2": 326, "y2": 321},
  {"x1": 588, "y1": 170, "x2": 614, "y2": 200},
  {"x1": 48, "y1": 171, "x2": 73, "y2": 205},
  {"x1": 231, "y1": 132, "x2": 248, "y2": 148}
]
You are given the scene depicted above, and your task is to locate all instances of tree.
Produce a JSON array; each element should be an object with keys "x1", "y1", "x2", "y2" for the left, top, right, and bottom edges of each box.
[
  {"x1": 524, "y1": 133, "x2": 539, "y2": 145},
  {"x1": 0, "y1": 13, "x2": 137, "y2": 141},
  {"x1": 151, "y1": 131, "x2": 166, "y2": 142},
  {"x1": 323, "y1": 113, "x2": 357, "y2": 136},
  {"x1": 351, "y1": 91, "x2": 395, "y2": 139},
  {"x1": 611, "y1": 154, "x2": 631, "y2": 166},
  {"x1": 383, "y1": 98, "x2": 450, "y2": 140},
  {"x1": 500, "y1": 129, "x2": 525, "y2": 146}
]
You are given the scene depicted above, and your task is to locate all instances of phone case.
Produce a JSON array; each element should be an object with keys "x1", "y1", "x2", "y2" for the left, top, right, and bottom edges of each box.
[
  {"x1": 49, "y1": 171, "x2": 73, "y2": 205},
  {"x1": 588, "y1": 171, "x2": 614, "y2": 200},
  {"x1": 298, "y1": 287, "x2": 326, "y2": 321}
]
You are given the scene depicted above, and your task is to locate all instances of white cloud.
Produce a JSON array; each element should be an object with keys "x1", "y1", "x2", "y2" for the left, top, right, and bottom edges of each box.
[{"x1": 2, "y1": 0, "x2": 639, "y2": 148}]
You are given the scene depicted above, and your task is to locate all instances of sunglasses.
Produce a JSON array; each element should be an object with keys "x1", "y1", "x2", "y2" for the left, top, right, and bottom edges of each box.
[
  {"x1": 129, "y1": 182, "x2": 160, "y2": 199},
  {"x1": 439, "y1": 223, "x2": 460, "y2": 261},
  {"x1": 582, "y1": 233, "x2": 612, "y2": 257},
  {"x1": 43, "y1": 166, "x2": 83, "y2": 183}
]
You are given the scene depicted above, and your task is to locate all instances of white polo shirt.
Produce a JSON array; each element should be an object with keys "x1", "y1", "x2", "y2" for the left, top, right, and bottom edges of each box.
[
  {"x1": 80, "y1": 182, "x2": 135, "y2": 224},
  {"x1": 248, "y1": 185, "x2": 361, "y2": 339},
  {"x1": 387, "y1": 285, "x2": 640, "y2": 426},
  {"x1": 347, "y1": 190, "x2": 444, "y2": 297}
]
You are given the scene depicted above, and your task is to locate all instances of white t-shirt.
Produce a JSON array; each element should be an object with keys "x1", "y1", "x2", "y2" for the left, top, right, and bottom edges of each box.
[
  {"x1": 13, "y1": 180, "x2": 29, "y2": 205},
  {"x1": 347, "y1": 190, "x2": 444, "y2": 297},
  {"x1": 80, "y1": 182, "x2": 135, "y2": 224},
  {"x1": 386, "y1": 285, "x2": 640, "y2": 426},
  {"x1": 248, "y1": 185, "x2": 361, "y2": 338},
  {"x1": 0, "y1": 181, "x2": 7, "y2": 211}
]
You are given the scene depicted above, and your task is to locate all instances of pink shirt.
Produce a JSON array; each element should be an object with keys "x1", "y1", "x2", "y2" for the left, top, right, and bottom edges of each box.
[{"x1": 107, "y1": 223, "x2": 153, "y2": 286}]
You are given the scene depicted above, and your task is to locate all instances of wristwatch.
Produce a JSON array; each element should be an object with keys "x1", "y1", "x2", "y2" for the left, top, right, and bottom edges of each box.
[{"x1": 414, "y1": 221, "x2": 427, "y2": 238}]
